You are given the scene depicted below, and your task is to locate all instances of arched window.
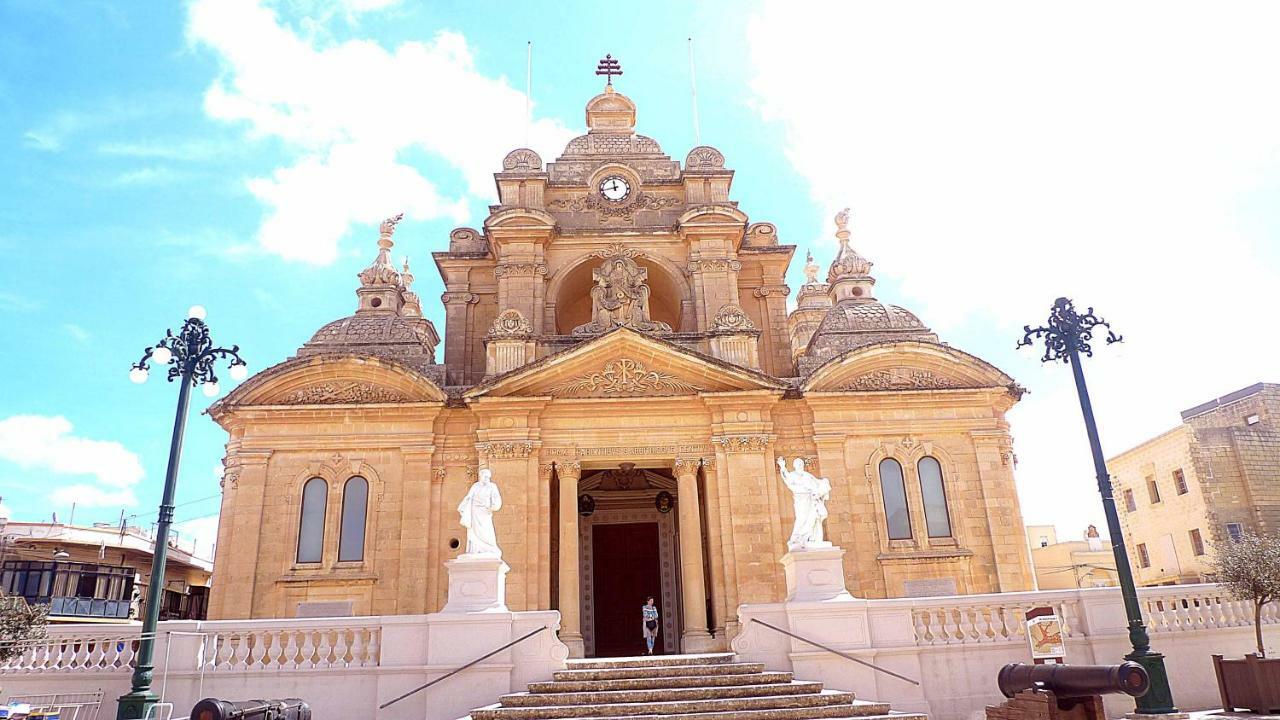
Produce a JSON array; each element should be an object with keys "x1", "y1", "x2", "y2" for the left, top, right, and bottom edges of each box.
[
  {"x1": 917, "y1": 456, "x2": 952, "y2": 538},
  {"x1": 878, "y1": 459, "x2": 912, "y2": 540},
  {"x1": 338, "y1": 476, "x2": 369, "y2": 562},
  {"x1": 297, "y1": 478, "x2": 327, "y2": 563}
]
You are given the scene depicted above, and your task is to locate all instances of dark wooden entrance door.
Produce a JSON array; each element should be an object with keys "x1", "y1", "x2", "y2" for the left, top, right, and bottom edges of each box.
[{"x1": 591, "y1": 522, "x2": 662, "y2": 657}]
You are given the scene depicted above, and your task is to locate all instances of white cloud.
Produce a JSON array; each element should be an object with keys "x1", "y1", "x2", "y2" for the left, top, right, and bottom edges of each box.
[
  {"x1": 98, "y1": 139, "x2": 226, "y2": 162},
  {"x1": 174, "y1": 515, "x2": 220, "y2": 560},
  {"x1": 748, "y1": 2, "x2": 1280, "y2": 532},
  {"x1": 0, "y1": 415, "x2": 143, "y2": 508},
  {"x1": 113, "y1": 166, "x2": 182, "y2": 186},
  {"x1": 186, "y1": 0, "x2": 575, "y2": 264},
  {"x1": 23, "y1": 131, "x2": 62, "y2": 152},
  {"x1": 63, "y1": 323, "x2": 91, "y2": 344}
]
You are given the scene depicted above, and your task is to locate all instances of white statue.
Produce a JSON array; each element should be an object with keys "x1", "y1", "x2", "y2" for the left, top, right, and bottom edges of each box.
[
  {"x1": 776, "y1": 457, "x2": 832, "y2": 551},
  {"x1": 458, "y1": 468, "x2": 503, "y2": 557}
]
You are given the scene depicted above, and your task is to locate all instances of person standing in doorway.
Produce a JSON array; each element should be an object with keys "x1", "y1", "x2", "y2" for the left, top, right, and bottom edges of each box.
[{"x1": 641, "y1": 596, "x2": 660, "y2": 655}]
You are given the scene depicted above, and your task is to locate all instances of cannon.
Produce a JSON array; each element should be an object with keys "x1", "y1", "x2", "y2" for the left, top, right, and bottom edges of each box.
[
  {"x1": 998, "y1": 662, "x2": 1150, "y2": 699},
  {"x1": 191, "y1": 698, "x2": 311, "y2": 720},
  {"x1": 986, "y1": 663, "x2": 1151, "y2": 720}
]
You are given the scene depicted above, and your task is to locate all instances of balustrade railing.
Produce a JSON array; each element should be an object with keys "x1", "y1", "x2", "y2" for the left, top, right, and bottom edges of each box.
[
  {"x1": 911, "y1": 598, "x2": 1081, "y2": 646},
  {"x1": 200, "y1": 625, "x2": 380, "y2": 671},
  {"x1": 1, "y1": 633, "x2": 145, "y2": 672}
]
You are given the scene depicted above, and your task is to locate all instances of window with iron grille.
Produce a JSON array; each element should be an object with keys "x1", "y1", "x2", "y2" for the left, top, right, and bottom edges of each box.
[
  {"x1": 1123, "y1": 489, "x2": 1137, "y2": 513},
  {"x1": 1136, "y1": 543, "x2": 1151, "y2": 568},
  {"x1": 1173, "y1": 469, "x2": 1188, "y2": 495}
]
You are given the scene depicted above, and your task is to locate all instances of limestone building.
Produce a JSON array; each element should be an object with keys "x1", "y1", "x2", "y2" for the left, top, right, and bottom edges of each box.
[
  {"x1": 1025, "y1": 524, "x2": 1118, "y2": 590},
  {"x1": 1109, "y1": 382, "x2": 1279, "y2": 586},
  {"x1": 207, "y1": 76, "x2": 1034, "y2": 657}
]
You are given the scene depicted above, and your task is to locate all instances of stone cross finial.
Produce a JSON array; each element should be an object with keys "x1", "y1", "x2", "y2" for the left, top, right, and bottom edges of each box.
[{"x1": 804, "y1": 250, "x2": 819, "y2": 284}]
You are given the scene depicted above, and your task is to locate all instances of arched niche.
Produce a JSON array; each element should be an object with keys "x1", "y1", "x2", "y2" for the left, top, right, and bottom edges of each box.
[{"x1": 550, "y1": 254, "x2": 689, "y2": 335}]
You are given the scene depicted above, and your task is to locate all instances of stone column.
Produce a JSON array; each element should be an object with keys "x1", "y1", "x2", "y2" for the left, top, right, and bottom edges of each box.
[
  {"x1": 556, "y1": 460, "x2": 585, "y2": 657},
  {"x1": 674, "y1": 458, "x2": 715, "y2": 652}
]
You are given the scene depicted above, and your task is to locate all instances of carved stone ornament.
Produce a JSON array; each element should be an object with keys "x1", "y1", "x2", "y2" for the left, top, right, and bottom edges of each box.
[
  {"x1": 494, "y1": 263, "x2": 548, "y2": 279},
  {"x1": 433, "y1": 467, "x2": 447, "y2": 482},
  {"x1": 753, "y1": 285, "x2": 790, "y2": 298},
  {"x1": 711, "y1": 435, "x2": 772, "y2": 453},
  {"x1": 502, "y1": 148, "x2": 543, "y2": 171},
  {"x1": 488, "y1": 309, "x2": 534, "y2": 338},
  {"x1": 673, "y1": 457, "x2": 701, "y2": 477},
  {"x1": 280, "y1": 382, "x2": 409, "y2": 404},
  {"x1": 441, "y1": 292, "x2": 480, "y2": 305},
  {"x1": 712, "y1": 304, "x2": 755, "y2": 332},
  {"x1": 838, "y1": 367, "x2": 964, "y2": 392},
  {"x1": 898, "y1": 436, "x2": 920, "y2": 451},
  {"x1": 549, "y1": 358, "x2": 701, "y2": 397},
  {"x1": 547, "y1": 190, "x2": 681, "y2": 222},
  {"x1": 592, "y1": 243, "x2": 642, "y2": 260},
  {"x1": 478, "y1": 442, "x2": 534, "y2": 459},
  {"x1": 571, "y1": 253, "x2": 672, "y2": 335},
  {"x1": 685, "y1": 145, "x2": 725, "y2": 169},
  {"x1": 686, "y1": 259, "x2": 741, "y2": 274}
]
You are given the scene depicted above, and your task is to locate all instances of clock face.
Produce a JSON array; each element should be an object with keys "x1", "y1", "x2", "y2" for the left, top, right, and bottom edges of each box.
[{"x1": 599, "y1": 176, "x2": 631, "y2": 202}]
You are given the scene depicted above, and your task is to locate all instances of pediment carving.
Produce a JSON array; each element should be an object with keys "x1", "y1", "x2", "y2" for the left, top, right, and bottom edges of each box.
[
  {"x1": 838, "y1": 367, "x2": 968, "y2": 392},
  {"x1": 279, "y1": 381, "x2": 409, "y2": 404},
  {"x1": 549, "y1": 358, "x2": 701, "y2": 398}
]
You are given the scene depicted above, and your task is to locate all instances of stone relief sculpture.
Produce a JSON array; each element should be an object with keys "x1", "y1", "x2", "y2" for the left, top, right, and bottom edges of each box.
[
  {"x1": 458, "y1": 468, "x2": 503, "y2": 557},
  {"x1": 572, "y1": 252, "x2": 672, "y2": 335},
  {"x1": 776, "y1": 457, "x2": 833, "y2": 551}
]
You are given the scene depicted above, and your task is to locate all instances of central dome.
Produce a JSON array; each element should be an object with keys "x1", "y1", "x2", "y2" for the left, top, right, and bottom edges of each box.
[{"x1": 298, "y1": 313, "x2": 439, "y2": 371}]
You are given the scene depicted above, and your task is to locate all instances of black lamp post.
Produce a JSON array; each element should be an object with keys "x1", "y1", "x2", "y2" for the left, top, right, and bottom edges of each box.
[
  {"x1": 1018, "y1": 297, "x2": 1176, "y2": 714},
  {"x1": 117, "y1": 306, "x2": 246, "y2": 720}
]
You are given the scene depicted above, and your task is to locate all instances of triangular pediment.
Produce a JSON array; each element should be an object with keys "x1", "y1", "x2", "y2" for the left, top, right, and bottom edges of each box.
[
  {"x1": 465, "y1": 328, "x2": 786, "y2": 400},
  {"x1": 803, "y1": 340, "x2": 1020, "y2": 395},
  {"x1": 214, "y1": 354, "x2": 447, "y2": 415}
]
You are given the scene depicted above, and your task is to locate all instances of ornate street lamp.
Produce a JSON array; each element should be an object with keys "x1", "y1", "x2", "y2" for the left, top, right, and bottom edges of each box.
[
  {"x1": 1018, "y1": 297, "x2": 1176, "y2": 714},
  {"x1": 117, "y1": 305, "x2": 246, "y2": 720}
]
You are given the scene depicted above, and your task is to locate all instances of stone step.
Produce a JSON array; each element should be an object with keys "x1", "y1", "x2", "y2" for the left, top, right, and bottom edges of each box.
[
  {"x1": 552, "y1": 662, "x2": 766, "y2": 682},
  {"x1": 528, "y1": 670, "x2": 795, "y2": 694},
  {"x1": 500, "y1": 680, "x2": 825, "y2": 707},
  {"x1": 565, "y1": 653, "x2": 736, "y2": 670},
  {"x1": 469, "y1": 689, "x2": 857, "y2": 720}
]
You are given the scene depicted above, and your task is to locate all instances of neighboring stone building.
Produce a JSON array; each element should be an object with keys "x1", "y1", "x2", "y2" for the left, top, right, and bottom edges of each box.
[
  {"x1": 1109, "y1": 382, "x2": 1279, "y2": 586},
  {"x1": 207, "y1": 74, "x2": 1035, "y2": 657},
  {"x1": 0, "y1": 519, "x2": 212, "y2": 623},
  {"x1": 1025, "y1": 524, "x2": 1118, "y2": 590}
]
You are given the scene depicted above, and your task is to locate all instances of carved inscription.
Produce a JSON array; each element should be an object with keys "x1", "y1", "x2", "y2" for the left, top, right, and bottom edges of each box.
[{"x1": 280, "y1": 382, "x2": 408, "y2": 404}]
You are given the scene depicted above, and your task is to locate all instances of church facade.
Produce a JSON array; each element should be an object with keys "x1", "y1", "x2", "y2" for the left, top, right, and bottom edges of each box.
[{"x1": 207, "y1": 78, "x2": 1034, "y2": 657}]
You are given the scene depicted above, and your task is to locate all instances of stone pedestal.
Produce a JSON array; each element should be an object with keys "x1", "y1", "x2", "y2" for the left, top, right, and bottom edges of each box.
[
  {"x1": 780, "y1": 546, "x2": 852, "y2": 602},
  {"x1": 443, "y1": 555, "x2": 510, "y2": 613}
]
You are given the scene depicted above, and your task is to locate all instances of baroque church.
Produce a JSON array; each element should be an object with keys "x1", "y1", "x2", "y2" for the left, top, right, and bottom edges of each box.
[{"x1": 208, "y1": 74, "x2": 1034, "y2": 658}]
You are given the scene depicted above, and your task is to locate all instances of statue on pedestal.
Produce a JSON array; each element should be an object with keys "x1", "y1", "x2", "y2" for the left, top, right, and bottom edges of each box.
[
  {"x1": 776, "y1": 457, "x2": 832, "y2": 551},
  {"x1": 572, "y1": 252, "x2": 672, "y2": 335},
  {"x1": 458, "y1": 468, "x2": 503, "y2": 557}
]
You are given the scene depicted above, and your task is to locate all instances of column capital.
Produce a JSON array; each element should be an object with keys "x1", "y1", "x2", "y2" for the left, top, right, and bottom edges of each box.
[
  {"x1": 674, "y1": 457, "x2": 702, "y2": 478},
  {"x1": 539, "y1": 463, "x2": 555, "y2": 482},
  {"x1": 710, "y1": 434, "x2": 773, "y2": 453},
  {"x1": 556, "y1": 460, "x2": 581, "y2": 479}
]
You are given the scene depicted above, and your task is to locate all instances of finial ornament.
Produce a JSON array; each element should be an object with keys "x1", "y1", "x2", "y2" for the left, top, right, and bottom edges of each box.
[
  {"x1": 834, "y1": 207, "x2": 850, "y2": 233},
  {"x1": 1017, "y1": 297, "x2": 1123, "y2": 363},
  {"x1": 595, "y1": 54, "x2": 623, "y2": 86},
  {"x1": 803, "y1": 250, "x2": 819, "y2": 284},
  {"x1": 379, "y1": 212, "x2": 405, "y2": 245}
]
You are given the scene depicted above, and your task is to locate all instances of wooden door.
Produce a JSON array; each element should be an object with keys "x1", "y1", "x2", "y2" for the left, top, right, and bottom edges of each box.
[{"x1": 590, "y1": 522, "x2": 662, "y2": 657}]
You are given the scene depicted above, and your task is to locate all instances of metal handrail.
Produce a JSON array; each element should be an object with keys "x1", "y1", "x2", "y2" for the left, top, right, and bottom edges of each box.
[
  {"x1": 378, "y1": 625, "x2": 549, "y2": 709},
  {"x1": 748, "y1": 618, "x2": 920, "y2": 686}
]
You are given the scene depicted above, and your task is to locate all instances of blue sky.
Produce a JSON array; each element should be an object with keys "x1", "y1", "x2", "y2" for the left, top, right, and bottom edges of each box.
[{"x1": 1, "y1": 0, "x2": 1278, "y2": 557}]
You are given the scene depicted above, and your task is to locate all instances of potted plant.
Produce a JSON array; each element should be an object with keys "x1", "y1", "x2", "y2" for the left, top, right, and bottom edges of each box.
[{"x1": 1210, "y1": 531, "x2": 1280, "y2": 713}]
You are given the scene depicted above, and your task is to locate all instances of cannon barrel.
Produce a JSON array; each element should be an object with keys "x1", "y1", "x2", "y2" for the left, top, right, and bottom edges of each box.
[
  {"x1": 997, "y1": 662, "x2": 1149, "y2": 698},
  {"x1": 191, "y1": 698, "x2": 311, "y2": 720}
]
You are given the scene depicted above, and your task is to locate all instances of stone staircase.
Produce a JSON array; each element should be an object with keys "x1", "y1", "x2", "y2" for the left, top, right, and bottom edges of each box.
[{"x1": 463, "y1": 652, "x2": 926, "y2": 720}]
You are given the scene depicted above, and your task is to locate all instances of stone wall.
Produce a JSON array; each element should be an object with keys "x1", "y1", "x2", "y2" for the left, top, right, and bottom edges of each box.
[{"x1": 734, "y1": 583, "x2": 1279, "y2": 720}]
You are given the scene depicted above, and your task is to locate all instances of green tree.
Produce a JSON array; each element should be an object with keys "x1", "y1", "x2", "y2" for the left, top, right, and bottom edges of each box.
[
  {"x1": 1212, "y1": 531, "x2": 1280, "y2": 657},
  {"x1": 0, "y1": 592, "x2": 48, "y2": 663}
]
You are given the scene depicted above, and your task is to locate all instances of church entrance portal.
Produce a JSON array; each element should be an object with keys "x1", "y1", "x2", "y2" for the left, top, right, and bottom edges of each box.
[
  {"x1": 577, "y1": 465, "x2": 681, "y2": 656},
  {"x1": 589, "y1": 522, "x2": 661, "y2": 657}
]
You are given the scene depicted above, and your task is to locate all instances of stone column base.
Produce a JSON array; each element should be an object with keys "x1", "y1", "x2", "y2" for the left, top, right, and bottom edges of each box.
[
  {"x1": 560, "y1": 632, "x2": 585, "y2": 658},
  {"x1": 780, "y1": 546, "x2": 853, "y2": 602},
  {"x1": 681, "y1": 630, "x2": 720, "y2": 653},
  {"x1": 443, "y1": 555, "x2": 509, "y2": 613}
]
